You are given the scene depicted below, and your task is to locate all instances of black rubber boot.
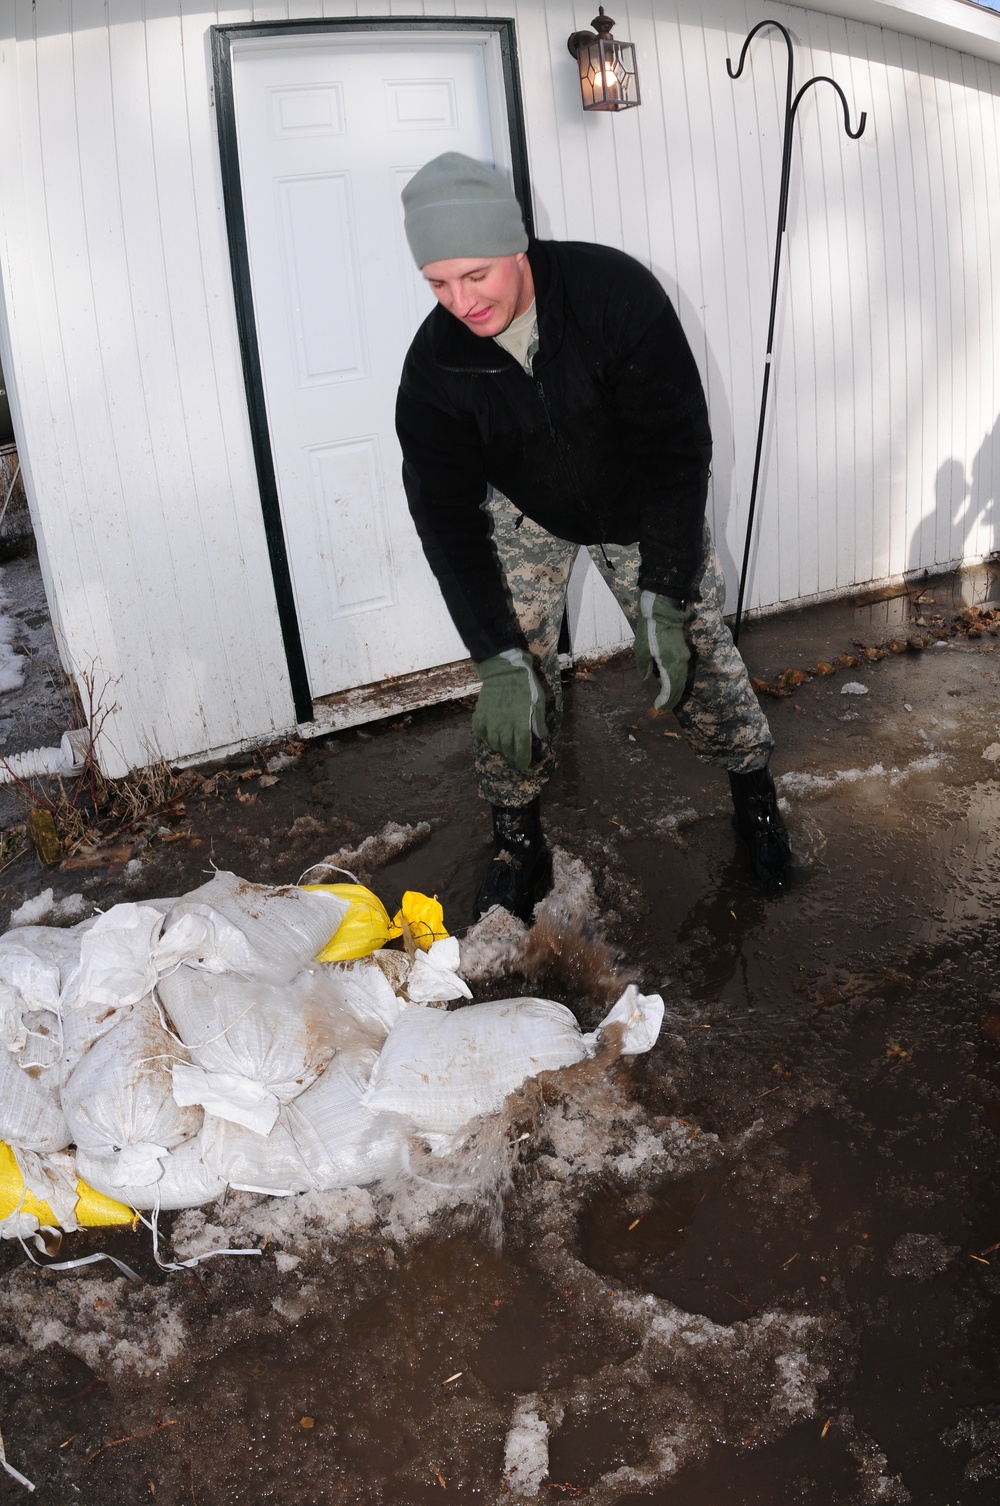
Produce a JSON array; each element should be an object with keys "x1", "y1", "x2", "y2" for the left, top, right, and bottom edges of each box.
[
  {"x1": 729, "y1": 764, "x2": 793, "y2": 891},
  {"x1": 473, "y1": 800, "x2": 553, "y2": 924}
]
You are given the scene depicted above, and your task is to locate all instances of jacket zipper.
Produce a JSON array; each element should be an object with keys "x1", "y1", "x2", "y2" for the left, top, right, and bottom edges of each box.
[{"x1": 535, "y1": 379, "x2": 556, "y2": 439}]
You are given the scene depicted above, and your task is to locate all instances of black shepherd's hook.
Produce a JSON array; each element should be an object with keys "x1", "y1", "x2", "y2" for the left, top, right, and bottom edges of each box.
[{"x1": 727, "y1": 20, "x2": 867, "y2": 645}]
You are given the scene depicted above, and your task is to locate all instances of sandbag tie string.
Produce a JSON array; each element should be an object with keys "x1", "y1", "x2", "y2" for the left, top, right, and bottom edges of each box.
[
  {"x1": 0, "y1": 1420, "x2": 35, "y2": 1492},
  {"x1": 135, "y1": 1196, "x2": 263, "y2": 1272}
]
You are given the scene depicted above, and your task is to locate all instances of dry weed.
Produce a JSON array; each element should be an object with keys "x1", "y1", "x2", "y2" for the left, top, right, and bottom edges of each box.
[{"x1": 1, "y1": 667, "x2": 197, "y2": 864}]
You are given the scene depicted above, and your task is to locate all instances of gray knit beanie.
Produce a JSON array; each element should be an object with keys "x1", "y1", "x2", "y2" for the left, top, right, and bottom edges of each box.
[{"x1": 402, "y1": 153, "x2": 528, "y2": 268}]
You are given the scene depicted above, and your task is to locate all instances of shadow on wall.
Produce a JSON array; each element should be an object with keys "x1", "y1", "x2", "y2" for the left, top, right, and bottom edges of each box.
[
  {"x1": 911, "y1": 414, "x2": 999, "y2": 576},
  {"x1": 530, "y1": 173, "x2": 739, "y2": 597},
  {"x1": 654, "y1": 269, "x2": 739, "y2": 592}
]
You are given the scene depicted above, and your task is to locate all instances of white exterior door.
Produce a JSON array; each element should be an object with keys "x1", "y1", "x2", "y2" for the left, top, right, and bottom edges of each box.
[{"x1": 231, "y1": 36, "x2": 504, "y2": 699}]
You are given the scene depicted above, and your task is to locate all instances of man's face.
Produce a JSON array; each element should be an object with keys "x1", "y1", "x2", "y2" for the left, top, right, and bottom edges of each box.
[{"x1": 421, "y1": 252, "x2": 533, "y2": 338}]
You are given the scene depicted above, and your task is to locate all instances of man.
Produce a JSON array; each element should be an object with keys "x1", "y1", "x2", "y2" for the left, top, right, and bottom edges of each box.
[{"x1": 395, "y1": 153, "x2": 792, "y2": 923}]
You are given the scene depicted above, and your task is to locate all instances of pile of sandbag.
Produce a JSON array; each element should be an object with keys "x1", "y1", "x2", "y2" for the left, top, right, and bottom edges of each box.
[{"x1": 0, "y1": 872, "x2": 663, "y2": 1240}]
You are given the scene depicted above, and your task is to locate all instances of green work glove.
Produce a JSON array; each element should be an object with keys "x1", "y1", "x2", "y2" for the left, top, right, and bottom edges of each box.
[
  {"x1": 472, "y1": 648, "x2": 546, "y2": 770},
  {"x1": 634, "y1": 591, "x2": 690, "y2": 711}
]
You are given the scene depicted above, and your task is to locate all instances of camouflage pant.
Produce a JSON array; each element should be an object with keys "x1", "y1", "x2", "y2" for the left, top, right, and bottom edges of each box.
[{"x1": 475, "y1": 494, "x2": 774, "y2": 806}]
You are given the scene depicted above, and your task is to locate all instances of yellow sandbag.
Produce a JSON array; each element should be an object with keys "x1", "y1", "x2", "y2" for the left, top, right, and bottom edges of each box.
[
  {"x1": 388, "y1": 891, "x2": 449, "y2": 951},
  {"x1": 74, "y1": 1180, "x2": 137, "y2": 1228},
  {"x1": 0, "y1": 1141, "x2": 135, "y2": 1230},
  {"x1": 305, "y1": 883, "x2": 394, "y2": 962}
]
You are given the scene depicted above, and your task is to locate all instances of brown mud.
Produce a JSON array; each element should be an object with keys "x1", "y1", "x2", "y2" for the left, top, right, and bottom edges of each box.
[{"x1": 1, "y1": 563, "x2": 999, "y2": 1504}]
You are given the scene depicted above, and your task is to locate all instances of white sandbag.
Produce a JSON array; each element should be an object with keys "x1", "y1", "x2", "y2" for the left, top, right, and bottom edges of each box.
[
  {"x1": 362, "y1": 989, "x2": 666, "y2": 1141},
  {"x1": 0, "y1": 1006, "x2": 67, "y2": 1151},
  {"x1": 294, "y1": 1048, "x2": 408, "y2": 1188},
  {"x1": 586, "y1": 985, "x2": 665, "y2": 1055},
  {"x1": 0, "y1": 1052, "x2": 67, "y2": 1151},
  {"x1": 0, "y1": 978, "x2": 58, "y2": 1061},
  {"x1": 154, "y1": 872, "x2": 348, "y2": 984},
  {"x1": 60, "y1": 904, "x2": 166, "y2": 1074},
  {"x1": 203, "y1": 1053, "x2": 406, "y2": 1194},
  {"x1": 0, "y1": 950, "x2": 67, "y2": 1150},
  {"x1": 79, "y1": 1132, "x2": 226, "y2": 1212},
  {"x1": 325, "y1": 959, "x2": 407, "y2": 1035},
  {"x1": 62, "y1": 996, "x2": 201, "y2": 1188},
  {"x1": 0, "y1": 921, "x2": 90, "y2": 1016},
  {"x1": 158, "y1": 963, "x2": 345, "y2": 1134},
  {"x1": 405, "y1": 936, "x2": 473, "y2": 1004},
  {"x1": 0, "y1": 923, "x2": 83, "y2": 1148},
  {"x1": 363, "y1": 998, "x2": 590, "y2": 1137},
  {"x1": 61, "y1": 904, "x2": 164, "y2": 1008},
  {"x1": 370, "y1": 949, "x2": 410, "y2": 996},
  {"x1": 201, "y1": 1106, "x2": 323, "y2": 1196},
  {"x1": 171, "y1": 1064, "x2": 280, "y2": 1135}
]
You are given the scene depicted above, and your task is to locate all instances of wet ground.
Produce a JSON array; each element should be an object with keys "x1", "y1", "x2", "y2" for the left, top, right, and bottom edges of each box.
[{"x1": 1, "y1": 557, "x2": 999, "y2": 1504}]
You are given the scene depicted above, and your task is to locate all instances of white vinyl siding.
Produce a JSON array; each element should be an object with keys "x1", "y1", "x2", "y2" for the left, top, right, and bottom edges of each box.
[{"x1": 0, "y1": 0, "x2": 997, "y2": 770}]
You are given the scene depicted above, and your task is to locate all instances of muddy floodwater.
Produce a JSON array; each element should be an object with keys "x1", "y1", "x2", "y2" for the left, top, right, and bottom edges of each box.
[{"x1": 1, "y1": 567, "x2": 999, "y2": 1504}]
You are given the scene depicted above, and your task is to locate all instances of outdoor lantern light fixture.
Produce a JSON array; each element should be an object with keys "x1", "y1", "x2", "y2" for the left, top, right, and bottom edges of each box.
[{"x1": 567, "y1": 7, "x2": 640, "y2": 112}]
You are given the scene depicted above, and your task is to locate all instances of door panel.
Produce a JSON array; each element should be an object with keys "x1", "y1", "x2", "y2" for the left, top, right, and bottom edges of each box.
[{"x1": 233, "y1": 39, "x2": 499, "y2": 698}]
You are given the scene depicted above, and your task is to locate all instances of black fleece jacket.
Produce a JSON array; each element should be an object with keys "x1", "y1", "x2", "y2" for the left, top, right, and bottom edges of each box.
[{"x1": 395, "y1": 239, "x2": 712, "y2": 663}]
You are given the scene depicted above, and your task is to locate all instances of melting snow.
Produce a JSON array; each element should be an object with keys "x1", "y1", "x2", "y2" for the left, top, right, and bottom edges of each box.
[
  {"x1": 779, "y1": 755, "x2": 944, "y2": 798},
  {"x1": 0, "y1": 571, "x2": 26, "y2": 695},
  {"x1": 503, "y1": 1401, "x2": 557, "y2": 1496},
  {"x1": 8, "y1": 889, "x2": 88, "y2": 928}
]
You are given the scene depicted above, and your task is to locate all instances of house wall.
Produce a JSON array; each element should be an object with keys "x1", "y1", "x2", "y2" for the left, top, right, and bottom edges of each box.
[{"x1": 0, "y1": 0, "x2": 997, "y2": 773}]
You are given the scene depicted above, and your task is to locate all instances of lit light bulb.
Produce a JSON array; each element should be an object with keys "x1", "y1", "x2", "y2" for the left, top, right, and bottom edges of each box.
[{"x1": 590, "y1": 58, "x2": 620, "y2": 101}]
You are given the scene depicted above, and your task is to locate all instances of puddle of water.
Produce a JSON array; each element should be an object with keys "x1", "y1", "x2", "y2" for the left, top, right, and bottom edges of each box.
[
  {"x1": 613, "y1": 1419, "x2": 863, "y2": 1504},
  {"x1": 3, "y1": 577, "x2": 1000, "y2": 1503}
]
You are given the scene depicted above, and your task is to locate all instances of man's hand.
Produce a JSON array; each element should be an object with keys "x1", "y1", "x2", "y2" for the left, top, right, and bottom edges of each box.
[
  {"x1": 634, "y1": 591, "x2": 690, "y2": 711},
  {"x1": 472, "y1": 648, "x2": 546, "y2": 770}
]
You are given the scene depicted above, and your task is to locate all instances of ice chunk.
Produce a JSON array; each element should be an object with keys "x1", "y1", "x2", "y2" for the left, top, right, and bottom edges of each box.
[
  {"x1": 9, "y1": 890, "x2": 56, "y2": 929},
  {"x1": 503, "y1": 1400, "x2": 558, "y2": 1496}
]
